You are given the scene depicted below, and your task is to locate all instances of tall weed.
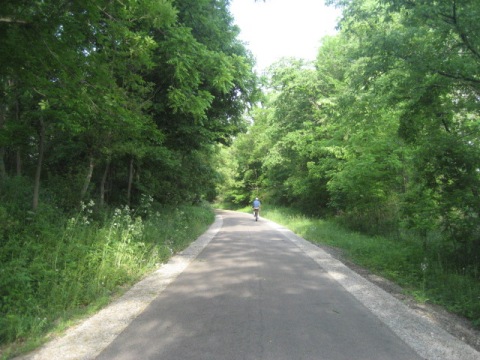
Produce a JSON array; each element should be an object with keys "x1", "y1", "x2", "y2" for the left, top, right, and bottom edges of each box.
[
  {"x1": 260, "y1": 206, "x2": 480, "y2": 329},
  {"x1": 0, "y1": 197, "x2": 214, "y2": 358}
]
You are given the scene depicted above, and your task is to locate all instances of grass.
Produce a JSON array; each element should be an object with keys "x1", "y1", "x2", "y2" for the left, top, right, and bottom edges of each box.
[
  {"x1": 0, "y1": 199, "x2": 215, "y2": 359},
  {"x1": 257, "y1": 206, "x2": 480, "y2": 329}
]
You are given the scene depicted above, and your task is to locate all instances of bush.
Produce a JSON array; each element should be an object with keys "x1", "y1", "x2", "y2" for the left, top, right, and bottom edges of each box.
[{"x1": 0, "y1": 196, "x2": 214, "y2": 357}]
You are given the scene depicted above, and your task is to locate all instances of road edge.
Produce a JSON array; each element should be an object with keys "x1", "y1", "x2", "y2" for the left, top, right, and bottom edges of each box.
[{"x1": 15, "y1": 214, "x2": 224, "y2": 360}]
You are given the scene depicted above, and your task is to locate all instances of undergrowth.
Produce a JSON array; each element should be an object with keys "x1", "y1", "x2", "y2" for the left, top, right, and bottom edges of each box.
[{"x1": 0, "y1": 196, "x2": 214, "y2": 359}]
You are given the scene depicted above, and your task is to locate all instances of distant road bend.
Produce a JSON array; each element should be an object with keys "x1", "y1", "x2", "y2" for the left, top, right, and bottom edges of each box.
[{"x1": 19, "y1": 210, "x2": 480, "y2": 360}]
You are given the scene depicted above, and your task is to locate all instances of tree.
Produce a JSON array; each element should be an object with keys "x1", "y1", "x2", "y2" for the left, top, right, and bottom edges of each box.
[
  {"x1": 138, "y1": 0, "x2": 258, "y2": 202},
  {"x1": 1, "y1": 0, "x2": 258, "y2": 209},
  {"x1": 327, "y1": 0, "x2": 480, "y2": 260}
]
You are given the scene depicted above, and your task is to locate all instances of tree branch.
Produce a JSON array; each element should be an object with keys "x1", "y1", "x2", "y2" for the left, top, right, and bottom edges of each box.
[
  {"x1": 441, "y1": 118, "x2": 451, "y2": 133},
  {"x1": 437, "y1": 71, "x2": 480, "y2": 85},
  {"x1": 449, "y1": 0, "x2": 480, "y2": 61},
  {"x1": 0, "y1": 17, "x2": 28, "y2": 25}
]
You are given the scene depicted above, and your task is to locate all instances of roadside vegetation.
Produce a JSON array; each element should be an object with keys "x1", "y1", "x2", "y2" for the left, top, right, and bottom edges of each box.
[
  {"x1": 0, "y1": 187, "x2": 214, "y2": 359},
  {"x1": 233, "y1": 205, "x2": 480, "y2": 330}
]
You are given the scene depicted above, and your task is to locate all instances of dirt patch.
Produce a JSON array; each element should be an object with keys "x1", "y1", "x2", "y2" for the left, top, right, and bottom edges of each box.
[{"x1": 317, "y1": 243, "x2": 480, "y2": 353}]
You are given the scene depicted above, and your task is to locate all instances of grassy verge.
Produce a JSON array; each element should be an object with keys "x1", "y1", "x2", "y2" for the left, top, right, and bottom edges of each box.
[
  {"x1": 258, "y1": 206, "x2": 480, "y2": 329},
  {"x1": 0, "y1": 200, "x2": 214, "y2": 359}
]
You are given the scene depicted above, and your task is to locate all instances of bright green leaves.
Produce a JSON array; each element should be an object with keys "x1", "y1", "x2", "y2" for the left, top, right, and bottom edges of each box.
[
  {"x1": 149, "y1": 0, "x2": 257, "y2": 155},
  {"x1": 168, "y1": 87, "x2": 215, "y2": 120},
  {"x1": 122, "y1": 0, "x2": 178, "y2": 29},
  {"x1": 221, "y1": 58, "x2": 336, "y2": 212},
  {"x1": 209, "y1": 52, "x2": 236, "y2": 94},
  {"x1": 163, "y1": 27, "x2": 246, "y2": 119},
  {"x1": 0, "y1": 0, "x2": 257, "y2": 208},
  {"x1": 224, "y1": 0, "x2": 480, "y2": 256},
  {"x1": 162, "y1": 26, "x2": 232, "y2": 121}
]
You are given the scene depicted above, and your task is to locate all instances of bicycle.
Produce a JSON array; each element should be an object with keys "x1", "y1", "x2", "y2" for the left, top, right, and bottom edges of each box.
[{"x1": 253, "y1": 207, "x2": 259, "y2": 221}]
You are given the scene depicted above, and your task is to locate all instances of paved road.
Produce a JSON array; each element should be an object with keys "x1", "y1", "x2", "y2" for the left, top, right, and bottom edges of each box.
[{"x1": 96, "y1": 210, "x2": 423, "y2": 360}]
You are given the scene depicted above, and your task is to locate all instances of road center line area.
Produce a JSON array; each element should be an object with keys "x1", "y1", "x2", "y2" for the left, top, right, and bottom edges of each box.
[{"x1": 18, "y1": 210, "x2": 479, "y2": 360}]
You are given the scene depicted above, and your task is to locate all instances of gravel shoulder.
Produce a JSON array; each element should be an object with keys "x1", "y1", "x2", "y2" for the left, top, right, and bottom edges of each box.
[
  {"x1": 317, "y1": 242, "x2": 480, "y2": 353},
  {"x1": 264, "y1": 218, "x2": 480, "y2": 359}
]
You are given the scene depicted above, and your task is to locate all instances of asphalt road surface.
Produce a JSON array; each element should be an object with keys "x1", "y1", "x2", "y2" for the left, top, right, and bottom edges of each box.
[{"x1": 96, "y1": 210, "x2": 424, "y2": 360}]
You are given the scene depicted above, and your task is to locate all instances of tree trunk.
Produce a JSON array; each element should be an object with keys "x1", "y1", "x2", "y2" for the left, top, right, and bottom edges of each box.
[
  {"x1": 100, "y1": 159, "x2": 110, "y2": 207},
  {"x1": 80, "y1": 155, "x2": 95, "y2": 200},
  {"x1": 15, "y1": 93, "x2": 21, "y2": 176},
  {"x1": 0, "y1": 110, "x2": 6, "y2": 181},
  {"x1": 0, "y1": 148, "x2": 5, "y2": 181},
  {"x1": 33, "y1": 118, "x2": 45, "y2": 211},
  {"x1": 16, "y1": 149, "x2": 22, "y2": 176},
  {"x1": 127, "y1": 157, "x2": 134, "y2": 207}
]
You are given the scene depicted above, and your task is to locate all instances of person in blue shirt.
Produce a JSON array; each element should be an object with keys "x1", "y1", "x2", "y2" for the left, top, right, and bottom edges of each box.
[{"x1": 252, "y1": 197, "x2": 261, "y2": 218}]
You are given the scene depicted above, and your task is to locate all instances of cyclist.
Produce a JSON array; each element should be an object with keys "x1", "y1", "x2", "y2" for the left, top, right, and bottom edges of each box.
[{"x1": 252, "y1": 197, "x2": 261, "y2": 219}]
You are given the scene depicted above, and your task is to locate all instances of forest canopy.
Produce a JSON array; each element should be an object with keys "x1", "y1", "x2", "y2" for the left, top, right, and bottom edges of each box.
[
  {"x1": 219, "y1": 0, "x2": 480, "y2": 271},
  {"x1": 0, "y1": 0, "x2": 259, "y2": 210}
]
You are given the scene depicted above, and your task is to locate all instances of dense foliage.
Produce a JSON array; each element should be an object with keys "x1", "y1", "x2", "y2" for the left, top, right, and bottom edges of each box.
[
  {"x1": 0, "y1": 0, "x2": 256, "y2": 354},
  {"x1": 0, "y1": 0, "x2": 258, "y2": 209},
  {"x1": 0, "y1": 193, "x2": 214, "y2": 356},
  {"x1": 219, "y1": 0, "x2": 480, "y2": 325}
]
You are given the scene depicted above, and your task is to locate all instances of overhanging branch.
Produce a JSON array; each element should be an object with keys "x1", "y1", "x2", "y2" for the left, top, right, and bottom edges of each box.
[{"x1": 0, "y1": 17, "x2": 28, "y2": 25}]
